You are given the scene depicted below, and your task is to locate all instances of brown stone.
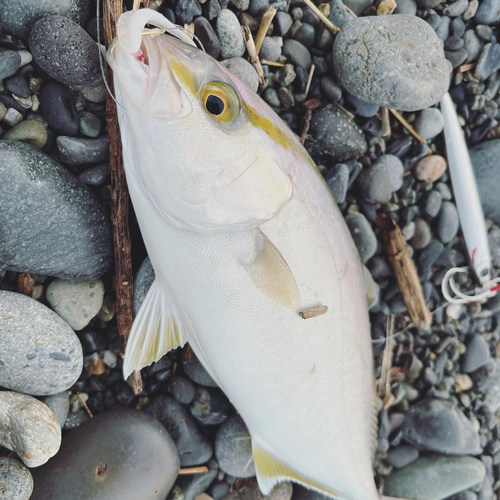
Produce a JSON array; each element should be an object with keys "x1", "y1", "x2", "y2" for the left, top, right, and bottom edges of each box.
[{"x1": 414, "y1": 155, "x2": 447, "y2": 182}]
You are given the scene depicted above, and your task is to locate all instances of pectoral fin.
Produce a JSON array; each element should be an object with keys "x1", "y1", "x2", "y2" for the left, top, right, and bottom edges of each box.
[
  {"x1": 243, "y1": 229, "x2": 301, "y2": 309},
  {"x1": 253, "y1": 444, "x2": 342, "y2": 499},
  {"x1": 123, "y1": 279, "x2": 191, "y2": 379}
]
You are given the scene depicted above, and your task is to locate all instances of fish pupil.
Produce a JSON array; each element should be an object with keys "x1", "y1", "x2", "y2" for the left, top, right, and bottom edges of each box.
[{"x1": 206, "y1": 95, "x2": 225, "y2": 115}]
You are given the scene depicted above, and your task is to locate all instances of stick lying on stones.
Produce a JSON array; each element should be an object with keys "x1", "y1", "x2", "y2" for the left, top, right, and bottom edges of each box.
[
  {"x1": 375, "y1": 214, "x2": 432, "y2": 329},
  {"x1": 242, "y1": 26, "x2": 265, "y2": 86},
  {"x1": 255, "y1": 8, "x2": 277, "y2": 54},
  {"x1": 104, "y1": 0, "x2": 143, "y2": 395}
]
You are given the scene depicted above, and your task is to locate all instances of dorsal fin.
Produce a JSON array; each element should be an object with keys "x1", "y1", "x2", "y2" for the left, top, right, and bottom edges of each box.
[
  {"x1": 253, "y1": 444, "x2": 343, "y2": 499},
  {"x1": 123, "y1": 279, "x2": 191, "y2": 379},
  {"x1": 243, "y1": 229, "x2": 301, "y2": 310}
]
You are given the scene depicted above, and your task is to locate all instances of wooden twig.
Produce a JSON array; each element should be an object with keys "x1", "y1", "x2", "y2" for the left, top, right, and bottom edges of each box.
[
  {"x1": 77, "y1": 392, "x2": 94, "y2": 418},
  {"x1": 255, "y1": 8, "x2": 277, "y2": 54},
  {"x1": 343, "y1": 3, "x2": 357, "y2": 15},
  {"x1": 301, "y1": 0, "x2": 340, "y2": 33},
  {"x1": 378, "y1": 315, "x2": 395, "y2": 407},
  {"x1": 178, "y1": 466, "x2": 209, "y2": 475},
  {"x1": 389, "y1": 109, "x2": 426, "y2": 143},
  {"x1": 104, "y1": 0, "x2": 143, "y2": 395},
  {"x1": 300, "y1": 98, "x2": 322, "y2": 144},
  {"x1": 299, "y1": 305, "x2": 328, "y2": 319},
  {"x1": 304, "y1": 64, "x2": 315, "y2": 99},
  {"x1": 16, "y1": 273, "x2": 35, "y2": 297},
  {"x1": 381, "y1": 107, "x2": 391, "y2": 137},
  {"x1": 459, "y1": 62, "x2": 476, "y2": 73},
  {"x1": 242, "y1": 26, "x2": 265, "y2": 86},
  {"x1": 375, "y1": 215, "x2": 432, "y2": 328},
  {"x1": 261, "y1": 59, "x2": 284, "y2": 67}
]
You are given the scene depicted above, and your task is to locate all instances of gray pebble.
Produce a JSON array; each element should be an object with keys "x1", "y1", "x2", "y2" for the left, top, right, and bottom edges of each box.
[
  {"x1": 215, "y1": 414, "x2": 255, "y2": 477},
  {"x1": 170, "y1": 375, "x2": 197, "y2": 404},
  {"x1": 345, "y1": 212, "x2": 378, "y2": 262},
  {"x1": 410, "y1": 218, "x2": 432, "y2": 250},
  {"x1": 475, "y1": 44, "x2": 500, "y2": 81},
  {"x1": 263, "y1": 87, "x2": 281, "y2": 107},
  {"x1": 475, "y1": 0, "x2": 500, "y2": 24},
  {"x1": 41, "y1": 392, "x2": 70, "y2": 429},
  {"x1": 177, "y1": 464, "x2": 219, "y2": 500},
  {"x1": 394, "y1": 0, "x2": 417, "y2": 15},
  {"x1": 282, "y1": 39, "x2": 311, "y2": 70},
  {"x1": 414, "y1": 108, "x2": 444, "y2": 140},
  {"x1": 464, "y1": 30, "x2": 484, "y2": 63},
  {"x1": 329, "y1": 0, "x2": 356, "y2": 28},
  {"x1": 79, "y1": 111, "x2": 102, "y2": 138},
  {"x1": 222, "y1": 58, "x2": 259, "y2": 92},
  {"x1": 78, "y1": 162, "x2": 110, "y2": 186},
  {"x1": 249, "y1": 0, "x2": 270, "y2": 15},
  {"x1": 260, "y1": 37, "x2": 282, "y2": 62},
  {"x1": 274, "y1": 11, "x2": 293, "y2": 36},
  {"x1": 445, "y1": 48, "x2": 468, "y2": 69},
  {"x1": 333, "y1": 15, "x2": 451, "y2": 111},
  {"x1": 443, "y1": 0, "x2": 468, "y2": 17},
  {"x1": 71, "y1": 76, "x2": 107, "y2": 103},
  {"x1": 347, "y1": 93, "x2": 380, "y2": 118},
  {"x1": 134, "y1": 256, "x2": 156, "y2": 315},
  {"x1": 0, "y1": 50, "x2": 21, "y2": 80},
  {"x1": 183, "y1": 345, "x2": 219, "y2": 388},
  {"x1": 375, "y1": 154, "x2": 404, "y2": 192},
  {"x1": 57, "y1": 135, "x2": 110, "y2": 166},
  {"x1": 387, "y1": 444, "x2": 420, "y2": 469},
  {"x1": 0, "y1": 291, "x2": 83, "y2": 395},
  {"x1": 462, "y1": 335, "x2": 491, "y2": 373},
  {"x1": 29, "y1": 15, "x2": 100, "y2": 85},
  {"x1": 193, "y1": 17, "x2": 220, "y2": 59},
  {"x1": 293, "y1": 23, "x2": 315, "y2": 49},
  {"x1": 424, "y1": 190, "x2": 443, "y2": 218},
  {"x1": 437, "y1": 201, "x2": 459, "y2": 243},
  {"x1": 217, "y1": 9, "x2": 245, "y2": 59},
  {"x1": 0, "y1": 458, "x2": 33, "y2": 500},
  {"x1": 190, "y1": 387, "x2": 230, "y2": 426},
  {"x1": 326, "y1": 163, "x2": 349, "y2": 204},
  {"x1": 356, "y1": 163, "x2": 392, "y2": 203},
  {"x1": 320, "y1": 76, "x2": 342, "y2": 102},
  {"x1": 274, "y1": 64, "x2": 296, "y2": 86},
  {"x1": 343, "y1": 0, "x2": 373, "y2": 14}
]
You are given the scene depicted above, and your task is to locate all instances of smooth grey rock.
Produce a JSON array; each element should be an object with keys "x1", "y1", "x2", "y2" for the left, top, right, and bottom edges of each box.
[
  {"x1": 402, "y1": 399, "x2": 481, "y2": 455},
  {"x1": 0, "y1": 141, "x2": 112, "y2": 279},
  {"x1": 333, "y1": 16, "x2": 451, "y2": 111},
  {"x1": 183, "y1": 345, "x2": 219, "y2": 388},
  {"x1": 475, "y1": 44, "x2": 500, "y2": 81},
  {"x1": 475, "y1": 0, "x2": 500, "y2": 24},
  {"x1": 31, "y1": 409, "x2": 179, "y2": 500},
  {"x1": 0, "y1": 391, "x2": 61, "y2": 467},
  {"x1": 415, "y1": 108, "x2": 444, "y2": 140},
  {"x1": 170, "y1": 375, "x2": 197, "y2": 404},
  {"x1": 144, "y1": 395, "x2": 213, "y2": 466},
  {"x1": 0, "y1": 50, "x2": 21, "y2": 80},
  {"x1": 375, "y1": 154, "x2": 404, "y2": 192},
  {"x1": 384, "y1": 455, "x2": 486, "y2": 500},
  {"x1": 305, "y1": 104, "x2": 367, "y2": 162},
  {"x1": 260, "y1": 37, "x2": 282, "y2": 62},
  {"x1": 343, "y1": 0, "x2": 373, "y2": 14},
  {"x1": 329, "y1": 0, "x2": 356, "y2": 29},
  {"x1": 282, "y1": 39, "x2": 311, "y2": 70},
  {"x1": 394, "y1": 0, "x2": 417, "y2": 15},
  {"x1": 222, "y1": 58, "x2": 259, "y2": 92},
  {"x1": 217, "y1": 9, "x2": 245, "y2": 59},
  {"x1": 40, "y1": 81, "x2": 79, "y2": 136},
  {"x1": 57, "y1": 135, "x2": 109, "y2": 166},
  {"x1": 0, "y1": 458, "x2": 33, "y2": 500},
  {"x1": 326, "y1": 163, "x2": 349, "y2": 204},
  {"x1": 78, "y1": 162, "x2": 110, "y2": 186},
  {"x1": 424, "y1": 190, "x2": 442, "y2": 218},
  {"x1": 134, "y1": 257, "x2": 156, "y2": 315},
  {"x1": 345, "y1": 212, "x2": 377, "y2": 263},
  {"x1": 355, "y1": 163, "x2": 392, "y2": 203},
  {"x1": 72, "y1": 76, "x2": 107, "y2": 103},
  {"x1": 41, "y1": 392, "x2": 70, "y2": 429},
  {"x1": 79, "y1": 111, "x2": 102, "y2": 138},
  {"x1": 462, "y1": 335, "x2": 490, "y2": 373},
  {"x1": 387, "y1": 444, "x2": 420, "y2": 469},
  {"x1": 215, "y1": 414, "x2": 255, "y2": 477},
  {"x1": 437, "y1": 201, "x2": 460, "y2": 243},
  {"x1": 46, "y1": 279, "x2": 104, "y2": 331},
  {"x1": 0, "y1": 291, "x2": 83, "y2": 395},
  {"x1": 29, "y1": 15, "x2": 100, "y2": 85},
  {"x1": 0, "y1": 0, "x2": 89, "y2": 39},
  {"x1": 464, "y1": 30, "x2": 483, "y2": 63}
]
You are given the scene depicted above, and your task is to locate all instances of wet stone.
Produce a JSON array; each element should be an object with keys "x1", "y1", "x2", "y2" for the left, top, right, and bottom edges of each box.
[
  {"x1": 345, "y1": 212, "x2": 378, "y2": 263},
  {"x1": 274, "y1": 11, "x2": 293, "y2": 36},
  {"x1": 475, "y1": 0, "x2": 500, "y2": 24},
  {"x1": 5, "y1": 73, "x2": 30, "y2": 98},
  {"x1": 475, "y1": 44, "x2": 500, "y2": 81},
  {"x1": 194, "y1": 17, "x2": 221, "y2": 59},
  {"x1": 437, "y1": 201, "x2": 460, "y2": 243},
  {"x1": 387, "y1": 444, "x2": 420, "y2": 469},
  {"x1": 183, "y1": 345, "x2": 219, "y2": 388},
  {"x1": 260, "y1": 37, "x2": 282, "y2": 62},
  {"x1": 78, "y1": 162, "x2": 110, "y2": 186},
  {"x1": 170, "y1": 375, "x2": 197, "y2": 404},
  {"x1": 414, "y1": 108, "x2": 444, "y2": 140},
  {"x1": 57, "y1": 135, "x2": 110, "y2": 166},
  {"x1": 326, "y1": 163, "x2": 349, "y2": 204},
  {"x1": 355, "y1": 163, "x2": 392, "y2": 203},
  {"x1": 41, "y1": 82, "x2": 79, "y2": 136},
  {"x1": 190, "y1": 387, "x2": 231, "y2": 426}
]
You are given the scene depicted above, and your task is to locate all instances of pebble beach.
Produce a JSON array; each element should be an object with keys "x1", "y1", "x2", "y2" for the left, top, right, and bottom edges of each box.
[{"x1": 1, "y1": 0, "x2": 500, "y2": 499}]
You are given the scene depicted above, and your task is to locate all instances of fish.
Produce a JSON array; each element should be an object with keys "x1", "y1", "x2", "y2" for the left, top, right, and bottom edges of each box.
[{"x1": 107, "y1": 9, "x2": 381, "y2": 500}]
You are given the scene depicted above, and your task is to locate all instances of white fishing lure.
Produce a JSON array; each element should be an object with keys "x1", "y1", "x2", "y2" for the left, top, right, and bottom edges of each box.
[{"x1": 107, "y1": 9, "x2": 382, "y2": 500}]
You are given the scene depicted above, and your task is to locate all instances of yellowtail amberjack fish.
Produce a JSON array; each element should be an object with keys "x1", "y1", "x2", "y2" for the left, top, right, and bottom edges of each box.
[{"x1": 107, "y1": 9, "x2": 398, "y2": 500}]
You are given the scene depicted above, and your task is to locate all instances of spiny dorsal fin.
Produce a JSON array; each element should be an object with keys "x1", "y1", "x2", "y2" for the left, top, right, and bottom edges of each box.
[
  {"x1": 123, "y1": 279, "x2": 191, "y2": 379},
  {"x1": 243, "y1": 229, "x2": 301, "y2": 310},
  {"x1": 253, "y1": 444, "x2": 343, "y2": 499}
]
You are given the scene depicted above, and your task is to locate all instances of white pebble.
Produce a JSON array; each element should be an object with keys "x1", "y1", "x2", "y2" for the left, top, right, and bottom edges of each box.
[
  {"x1": 446, "y1": 303, "x2": 465, "y2": 320},
  {"x1": 17, "y1": 50, "x2": 33, "y2": 67},
  {"x1": 100, "y1": 350, "x2": 117, "y2": 368}
]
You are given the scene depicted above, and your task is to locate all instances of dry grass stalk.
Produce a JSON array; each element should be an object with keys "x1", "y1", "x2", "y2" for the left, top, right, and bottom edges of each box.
[
  {"x1": 301, "y1": 0, "x2": 340, "y2": 33},
  {"x1": 242, "y1": 26, "x2": 266, "y2": 85},
  {"x1": 299, "y1": 305, "x2": 328, "y2": 319},
  {"x1": 255, "y1": 8, "x2": 277, "y2": 54},
  {"x1": 133, "y1": 0, "x2": 143, "y2": 9},
  {"x1": 178, "y1": 466, "x2": 209, "y2": 475},
  {"x1": 378, "y1": 315, "x2": 395, "y2": 408},
  {"x1": 261, "y1": 59, "x2": 285, "y2": 67},
  {"x1": 381, "y1": 107, "x2": 391, "y2": 137},
  {"x1": 389, "y1": 109, "x2": 426, "y2": 143},
  {"x1": 304, "y1": 64, "x2": 316, "y2": 99},
  {"x1": 77, "y1": 392, "x2": 94, "y2": 418}
]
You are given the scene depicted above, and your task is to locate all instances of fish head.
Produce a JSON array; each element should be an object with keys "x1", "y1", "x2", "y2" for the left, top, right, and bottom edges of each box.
[{"x1": 107, "y1": 9, "x2": 297, "y2": 233}]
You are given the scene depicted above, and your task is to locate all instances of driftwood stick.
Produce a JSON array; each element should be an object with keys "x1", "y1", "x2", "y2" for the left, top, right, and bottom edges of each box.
[
  {"x1": 261, "y1": 59, "x2": 284, "y2": 67},
  {"x1": 301, "y1": 0, "x2": 340, "y2": 33},
  {"x1": 375, "y1": 214, "x2": 432, "y2": 328},
  {"x1": 255, "y1": 8, "x2": 277, "y2": 54},
  {"x1": 16, "y1": 273, "x2": 35, "y2": 297},
  {"x1": 104, "y1": 0, "x2": 143, "y2": 395},
  {"x1": 178, "y1": 466, "x2": 209, "y2": 475},
  {"x1": 242, "y1": 26, "x2": 265, "y2": 86}
]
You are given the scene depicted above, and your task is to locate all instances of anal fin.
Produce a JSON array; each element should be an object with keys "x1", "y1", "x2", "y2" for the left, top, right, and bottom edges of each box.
[
  {"x1": 253, "y1": 444, "x2": 343, "y2": 499},
  {"x1": 243, "y1": 229, "x2": 301, "y2": 310},
  {"x1": 123, "y1": 279, "x2": 191, "y2": 379}
]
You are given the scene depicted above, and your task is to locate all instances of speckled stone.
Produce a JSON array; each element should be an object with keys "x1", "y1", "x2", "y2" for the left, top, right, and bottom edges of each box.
[
  {"x1": 333, "y1": 15, "x2": 451, "y2": 111},
  {"x1": 29, "y1": 15, "x2": 100, "y2": 85},
  {"x1": 0, "y1": 391, "x2": 61, "y2": 467},
  {"x1": 0, "y1": 141, "x2": 112, "y2": 279},
  {"x1": 46, "y1": 279, "x2": 105, "y2": 331},
  {"x1": 0, "y1": 291, "x2": 83, "y2": 396},
  {"x1": 216, "y1": 9, "x2": 245, "y2": 59},
  {"x1": 0, "y1": 458, "x2": 33, "y2": 500},
  {"x1": 222, "y1": 57, "x2": 259, "y2": 92},
  {"x1": 134, "y1": 257, "x2": 156, "y2": 315}
]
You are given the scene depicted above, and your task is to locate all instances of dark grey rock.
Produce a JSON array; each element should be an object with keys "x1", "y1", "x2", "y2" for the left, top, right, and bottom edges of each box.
[
  {"x1": 320, "y1": 76, "x2": 342, "y2": 102},
  {"x1": 78, "y1": 162, "x2": 110, "y2": 186},
  {"x1": 0, "y1": 291, "x2": 83, "y2": 396},
  {"x1": 387, "y1": 444, "x2": 420, "y2": 469},
  {"x1": 5, "y1": 73, "x2": 30, "y2": 98},
  {"x1": 274, "y1": 11, "x2": 293, "y2": 36},
  {"x1": 57, "y1": 135, "x2": 110, "y2": 165},
  {"x1": 0, "y1": 458, "x2": 33, "y2": 500},
  {"x1": 414, "y1": 108, "x2": 444, "y2": 140},
  {"x1": 79, "y1": 111, "x2": 102, "y2": 138},
  {"x1": 177, "y1": 463, "x2": 218, "y2": 500},
  {"x1": 326, "y1": 163, "x2": 349, "y2": 204},
  {"x1": 231, "y1": 0, "x2": 250, "y2": 10},
  {"x1": 475, "y1": 44, "x2": 500, "y2": 81},
  {"x1": 215, "y1": 414, "x2": 255, "y2": 477},
  {"x1": 0, "y1": 0, "x2": 90, "y2": 40},
  {"x1": 305, "y1": 104, "x2": 367, "y2": 162},
  {"x1": 190, "y1": 387, "x2": 230, "y2": 426},
  {"x1": 217, "y1": 9, "x2": 245, "y2": 59},
  {"x1": 343, "y1": 0, "x2": 373, "y2": 14},
  {"x1": 29, "y1": 15, "x2": 100, "y2": 85},
  {"x1": 183, "y1": 345, "x2": 219, "y2": 388},
  {"x1": 437, "y1": 201, "x2": 460, "y2": 243},
  {"x1": 40, "y1": 82, "x2": 79, "y2": 136},
  {"x1": 374, "y1": 154, "x2": 404, "y2": 192},
  {"x1": 293, "y1": 23, "x2": 315, "y2": 49},
  {"x1": 144, "y1": 395, "x2": 213, "y2": 466},
  {"x1": 402, "y1": 399, "x2": 481, "y2": 455},
  {"x1": 443, "y1": 0, "x2": 468, "y2": 16},
  {"x1": 462, "y1": 335, "x2": 491, "y2": 373},
  {"x1": 222, "y1": 58, "x2": 259, "y2": 92},
  {"x1": 435, "y1": 15, "x2": 451, "y2": 41},
  {"x1": 260, "y1": 37, "x2": 282, "y2": 62},
  {"x1": 333, "y1": 15, "x2": 451, "y2": 111},
  {"x1": 0, "y1": 141, "x2": 112, "y2": 279},
  {"x1": 134, "y1": 257, "x2": 156, "y2": 315},
  {"x1": 384, "y1": 456, "x2": 486, "y2": 500},
  {"x1": 194, "y1": 17, "x2": 221, "y2": 59},
  {"x1": 355, "y1": 163, "x2": 392, "y2": 203},
  {"x1": 0, "y1": 50, "x2": 21, "y2": 80},
  {"x1": 175, "y1": 0, "x2": 202, "y2": 24},
  {"x1": 345, "y1": 212, "x2": 378, "y2": 263},
  {"x1": 41, "y1": 392, "x2": 71, "y2": 429},
  {"x1": 489, "y1": 226, "x2": 500, "y2": 267},
  {"x1": 347, "y1": 93, "x2": 380, "y2": 118},
  {"x1": 264, "y1": 87, "x2": 281, "y2": 107},
  {"x1": 282, "y1": 39, "x2": 311, "y2": 70},
  {"x1": 248, "y1": 0, "x2": 270, "y2": 16},
  {"x1": 170, "y1": 375, "x2": 197, "y2": 404},
  {"x1": 329, "y1": 0, "x2": 356, "y2": 29},
  {"x1": 31, "y1": 410, "x2": 179, "y2": 500},
  {"x1": 475, "y1": 0, "x2": 500, "y2": 24}
]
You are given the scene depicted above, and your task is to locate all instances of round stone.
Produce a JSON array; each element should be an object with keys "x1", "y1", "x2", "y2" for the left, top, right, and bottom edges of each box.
[
  {"x1": 215, "y1": 414, "x2": 255, "y2": 477},
  {"x1": 222, "y1": 57, "x2": 259, "y2": 92},
  {"x1": 356, "y1": 163, "x2": 392, "y2": 203},
  {"x1": 79, "y1": 111, "x2": 102, "y2": 138},
  {"x1": 170, "y1": 375, "x2": 197, "y2": 404},
  {"x1": 414, "y1": 155, "x2": 447, "y2": 182},
  {"x1": 216, "y1": 9, "x2": 245, "y2": 59},
  {"x1": 78, "y1": 162, "x2": 110, "y2": 186},
  {"x1": 56, "y1": 135, "x2": 110, "y2": 166},
  {"x1": 2, "y1": 120, "x2": 47, "y2": 148},
  {"x1": 0, "y1": 51, "x2": 21, "y2": 80},
  {"x1": 190, "y1": 387, "x2": 231, "y2": 426},
  {"x1": 46, "y1": 279, "x2": 105, "y2": 331},
  {"x1": 326, "y1": 163, "x2": 350, "y2": 204},
  {"x1": 386, "y1": 444, "x2": 420, "y2": 469},
  {"x1": 41, "y1": 392, "x2": 71, "y2": 429},
  {"x1": 282, "y1": 39, "x2": 311, "y2": 70},
  {"x1": 333, "y1": 15, "x2": 451, "y2": 111},
  {"x1": 71, "y1": 76, "x2": 107, "y2": 103},
  {"x1": 437, "y1": 201, "x2": 459, "y2": 243},
  {"x1": 375, "y1": 154, "x2": 404, "y2": 192},
  {"x1": 345, "y1": 212, "x2": 378, "y2": 263},
  {"x1": 0, "y1": 291, "x2": 83, "y2": 396},
  {"x1": 462, "y1": 335, "x2": 491, "y2": 373},
  {"x1": 414, "y1": 108, "x2": 444, "y2": 140},
  {"x1": 260, "y1": 37, "x2": 282, "y2": 62},
  {"x1": 40, "y1": 82, "x2": 79, "y2": 136},
  {"x1": 183, "y1": 345, "x2": 219, "y2": 388},
  {"x1": 193, "y1": 17, "x2": 221, "y2": 59},
  {"x1": 31, "y1": 409, "x2": 179, "y2": 500},
  {"x1": 0, "y1": 458, "x2": 33, "y2": 500},
  {"x1": 29, "y1": 15, "x2": 100, "y2": 85},
  {"x1": 409, "y1": 218, "x2": 432, "y2": 250},
  {"x1": 475, "y1": 0, "x2": 500, "y2": 24}
]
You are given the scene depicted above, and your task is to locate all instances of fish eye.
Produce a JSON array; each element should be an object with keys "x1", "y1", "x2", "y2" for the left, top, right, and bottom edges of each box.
[{"x1": 201, "y1": 82, "x2": 240, "y2": 124}]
